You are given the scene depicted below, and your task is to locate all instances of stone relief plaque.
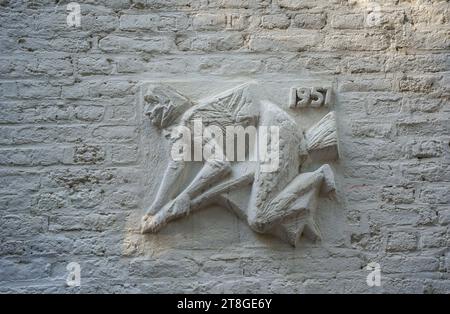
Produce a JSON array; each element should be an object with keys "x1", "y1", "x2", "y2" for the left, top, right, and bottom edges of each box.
[{"x1": 138, "y1": 80, "x2": 339, "y2": 247}]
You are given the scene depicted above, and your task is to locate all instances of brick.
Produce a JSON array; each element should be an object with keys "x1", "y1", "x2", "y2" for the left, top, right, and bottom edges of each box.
[
  {"x1": 193, "y1": 14, "x2": 226, "y2": 31},
  {"x1": 129, "y1": 258, "x2": 200, "y2": 278},
  {"x1": 386, "y1": 231, "x2": 418, "y2": 252},
  {"x1": 402, "y1": 96, "x2": 443, "y2": 113},
  {"x1": 420, "y1": 228, "x2": 448, "y2": 248},
  {"x1": 62, "y1": 81, "x2": 136, "y2": 99},
  {"x1": 35, "y1": 56, "x2": 73, "y2": 77},
  {"x1": 99, "y1": 35, "x2": 174, "y2": 53},
  {"x1": 396, "y1": 119, "x2": 449, "y2": 137},
  {"x1": 278, "y1": 0, "x2": 316, "y2": 10},
  {"x1": 219, "y1": 0, "x2": 261, "y2": 9},
  {"x1": 439, "y1": 210, "x2": 450, "y2": 225},
  {"x1": 323, "y1": 33, "x2": 390, "y2": 51},
  {"x1": 331, "y1": 13, "x2": 365, "y2": 29},
  {"x1": 0, "y1": 82, "x2": 18, "y2": 97},
  {"x1": 49, "y1": 214, "x2": 118, "y2": 232},
  {"x1": 69, "y1": 144, "x2": 106, "y2": 165},
  {"x1": 249, "y1": 31, "x2": 320, "y2": 52},
  {"x1": 403, "y1": 139, "x2": 443, "y2": 159},
  {"x1": 399, "y1": 76, "x2": 437, "y2": 93},
  {"x1": 381, "y1": 185, "x2": 415, "y2": 205},
  {"x1": 339, "y1": 77, "x2": 394, "y2": 92},
  {"x1": 395, "y1": 29, "x2": 450, "y2": 50},
  {"x1": 420, "y1": 185, "x2": 450, "y2": 205},
  {"x1": 400, "y1": 161, "x2": 450, "y2": 183},
  {"x1": 176, "y1": 33, "x2": 244, "y2": 51},
  {"x1": 77, "y1": 56, "x2": 113, "y2": 75},
  {"x1": 0, "y1": 147, "x2": 65, "y2": 166},
  {"x1": 385, "y1": 54, "x2": 449, "y2": 73},
  {"x1": 261, "y1": 14, "x2": 290, "y2": 29},
  {"x1": 292, "y1": 13, "x2": 326, "y2": 29},
  {"x1": 343, "y1": 139, "x2": 403, "y2": 161},
  {"x1": 352, "y1": 121, "x2": 393, "y2": 138},
  {"x1": 119, "y1": 14, "x2": 160, "y2": 31},
  {"x1": 0, "y1": 103, "x2": 103, "y2": 124},
  {"x1": 92, "y1": 126, "x2": 138, "y2": 143},
  {"x1": 343, "y1": 55, "x2": 385, "y2": 74},
  {"x1": 381, "y1": 256, "x2": 439, "y2": 273},
  {"x1": 82, "y1": 14, "x2": 119, "y2": 33},
  {"x1": 110, "y1": 145, "x2": 139, "y2": 164},
  {"x1": 0, "y1": 125, "x2": 92, "y2": 145},
  {"x1": 17, "y1": 82, "x2": 61, "y2": 99},
  {"x1": 74, "y1": 105, "x2": 105, "y2": 122}
]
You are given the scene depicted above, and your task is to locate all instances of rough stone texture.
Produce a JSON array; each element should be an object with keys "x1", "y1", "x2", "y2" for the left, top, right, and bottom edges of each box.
[{"x1": 0, "y1": 0, "x2": 449, "y2": 294}]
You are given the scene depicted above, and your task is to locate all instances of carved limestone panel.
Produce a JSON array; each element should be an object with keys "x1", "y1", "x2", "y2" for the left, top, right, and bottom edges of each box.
[{"x1": 139, "y1": 81, "x2": 339, "y2": 247}]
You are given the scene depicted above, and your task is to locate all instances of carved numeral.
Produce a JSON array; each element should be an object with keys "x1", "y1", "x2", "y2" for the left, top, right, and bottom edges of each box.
[
  {"x1": 289, "y1": 87, "x2": 297, "y2": 107},
  {"x1": 289, "y1": 87, "x2": 333, "y2": 108},
  {"x1": 310, "y1": 87, "x2": 324, "y2": 107},
  {"x1": 324, "y1": 87, "x2": 332, "y2": 106},
  {"x1": 297, "y1": 88, "x2": 311, "y2": 107}
]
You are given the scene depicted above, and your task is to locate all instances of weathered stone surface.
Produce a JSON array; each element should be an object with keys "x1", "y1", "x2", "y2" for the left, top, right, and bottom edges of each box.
[
  {"x1": 0, "y1": 0, "x2": 448, "y2": 294},
  {"x1": 140, "y1": 83, "x2": 338, "y2": 247}
]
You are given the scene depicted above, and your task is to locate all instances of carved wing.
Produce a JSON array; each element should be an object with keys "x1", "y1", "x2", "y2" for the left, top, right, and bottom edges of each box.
[{"x1": 187, "y1": 83, "x2": 253, "y2": 132}]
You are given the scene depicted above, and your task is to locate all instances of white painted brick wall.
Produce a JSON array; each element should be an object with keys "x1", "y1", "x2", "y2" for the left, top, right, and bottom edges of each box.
[{"x1": 0, "y1": 0, "x2": 449, "y2": 293}]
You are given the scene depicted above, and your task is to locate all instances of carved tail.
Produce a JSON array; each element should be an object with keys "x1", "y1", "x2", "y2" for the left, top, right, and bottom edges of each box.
[{"x1": 305, "y1": 111, "x2": 339, "y2": 162}]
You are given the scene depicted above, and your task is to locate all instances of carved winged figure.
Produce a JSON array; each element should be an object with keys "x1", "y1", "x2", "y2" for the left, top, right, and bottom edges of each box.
[{"x1": 141, "y1": 83, "x2": 338, "y2": 246}]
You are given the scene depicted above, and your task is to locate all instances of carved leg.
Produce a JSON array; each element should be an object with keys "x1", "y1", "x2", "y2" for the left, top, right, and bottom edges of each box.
[
  {"x1": 183, "y1": 159, "x2": 231, "y2": 199},
  {"x1": 141, "y1": 158, "x2": 231, "y2": 233},
  {"x1": 247, "y1": 164, "x2": 335, "y2": 234},
  {"x1": 146, "y1": 158, "x2": 187, "y2": 216}
]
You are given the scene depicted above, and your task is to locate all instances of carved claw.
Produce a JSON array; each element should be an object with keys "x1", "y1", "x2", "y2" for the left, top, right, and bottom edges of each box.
[
  {"x1": 141, "y1": 214, "x2": 162, "y2": 234},
  {"x1": 141, "y1": 194, "x2": 191, "y2": 234}
]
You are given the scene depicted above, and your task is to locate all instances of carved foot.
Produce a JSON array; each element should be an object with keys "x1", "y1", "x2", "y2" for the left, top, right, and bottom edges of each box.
[
  {"x1": 141, "y1": 193, "x2": 191, "y2": 234},
  {"x1": 141, "y1": 213, "x2": 163, "y2": 234},
  {"x1": 319, "y1": 164, "x2": 336, "y2": 195},
  {"x1": 145, "y1": 199, "x2": 167, "y2": 216}
]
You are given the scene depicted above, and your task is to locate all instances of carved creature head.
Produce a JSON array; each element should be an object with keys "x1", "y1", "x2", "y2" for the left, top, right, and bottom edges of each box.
[{"x1": 144, "y1": 85, "x2": 193, "y2": 129}]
